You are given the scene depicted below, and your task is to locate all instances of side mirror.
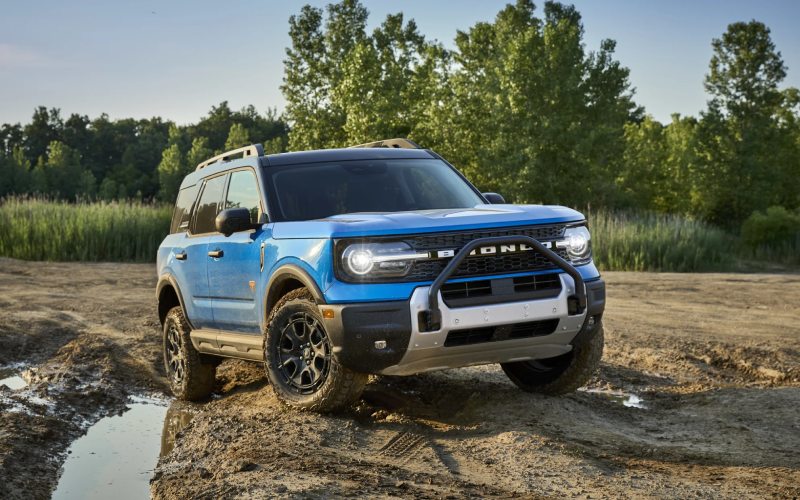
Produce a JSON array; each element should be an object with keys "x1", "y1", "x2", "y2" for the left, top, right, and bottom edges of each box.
[
  {"x1": 483, "y1": 192, "x2": 506, "y2": 204},
  {"x1": 215, "y1": 208, "x2": 256, "y2": 237}
]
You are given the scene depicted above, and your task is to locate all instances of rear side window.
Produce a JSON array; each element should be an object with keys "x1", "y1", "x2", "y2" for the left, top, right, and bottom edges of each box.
[
  {"x1": 192, "y1": 175, "x2": 227, "y2": 234},
  {"x1": 170, "y1": 185, "x2": 199, "y2": 233},
  {"x1": 224, "y1": 170, "x2": 261, "y2": 224}
]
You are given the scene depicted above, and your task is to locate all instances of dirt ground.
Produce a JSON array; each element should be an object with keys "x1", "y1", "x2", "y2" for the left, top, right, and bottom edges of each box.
[{"x1": 0, "y1": 258, "x2": 798, "y2": 499}]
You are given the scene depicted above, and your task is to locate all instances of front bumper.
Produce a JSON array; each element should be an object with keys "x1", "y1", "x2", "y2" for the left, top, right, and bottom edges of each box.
[{"x1": 321, "y1": 275, "x2": 605, "y2": 376}]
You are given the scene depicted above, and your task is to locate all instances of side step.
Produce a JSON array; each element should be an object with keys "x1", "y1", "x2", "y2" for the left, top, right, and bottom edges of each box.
[{"x1": 190, "y1": 329, "x2": 264, "y2": 361}]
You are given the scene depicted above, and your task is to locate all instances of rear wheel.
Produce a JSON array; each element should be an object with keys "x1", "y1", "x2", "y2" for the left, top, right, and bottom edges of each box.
[
  {"x1": 264, "y1": 289, "x2": 367, "y2": 412},
  {"x1": 162, "y1": 306, "x2": 216, "y2": 401},
  {"x1": 501, "y1": 320, "x2": 604, "y2": 395}
]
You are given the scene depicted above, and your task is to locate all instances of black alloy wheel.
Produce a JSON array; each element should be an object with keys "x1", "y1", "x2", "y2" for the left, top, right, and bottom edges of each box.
[
  {"x1": 165, "y1": 322, "x2": 186, "y2": 386},
  {"x1": 275, "y1": 312, "x2": 331, "y2": 394}
]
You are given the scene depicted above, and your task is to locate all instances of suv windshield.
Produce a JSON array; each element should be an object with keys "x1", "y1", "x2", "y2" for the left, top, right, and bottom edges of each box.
[{"x1": 268, "y1": 159, "x2": 484, "y2": 221}]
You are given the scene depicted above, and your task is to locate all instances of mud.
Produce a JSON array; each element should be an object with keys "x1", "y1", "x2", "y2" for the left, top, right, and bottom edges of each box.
[{"x1": 0, "y1": 258, "x2": 797, "y2": 498}]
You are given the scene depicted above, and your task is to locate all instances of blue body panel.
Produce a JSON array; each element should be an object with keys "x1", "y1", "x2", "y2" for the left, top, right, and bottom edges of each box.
[
  {"x1": 271, "y1": 205, "x2": 585, "y2": 239},
  {"x1": 158, "y1": 232, "x2": 215, "y2": 329},
  {"x1": 156, "y1": 147, "x2": 602, "y2": 336}
]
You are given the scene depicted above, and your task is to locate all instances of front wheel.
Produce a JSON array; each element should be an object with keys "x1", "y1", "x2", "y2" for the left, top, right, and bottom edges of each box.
[
  {"x1": 501, "y1": 320, "x2": 604, "y2": 395},
  {"x1": 264, "y1": 289, "x2": 367, "y2": 412}
]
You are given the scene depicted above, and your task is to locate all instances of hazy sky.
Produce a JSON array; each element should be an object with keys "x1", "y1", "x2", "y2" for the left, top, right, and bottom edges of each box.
[{"x1": 1, "y1": 0, "x2": 798, "y2": 126}]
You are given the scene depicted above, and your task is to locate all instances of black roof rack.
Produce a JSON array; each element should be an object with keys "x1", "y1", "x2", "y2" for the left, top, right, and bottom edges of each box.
[
  {"x1": 348, "y1": 138, "x2": 420, "y2": 149},
  {"x1": 195, "y1": 144, "x2": 264, "y2": 171}
]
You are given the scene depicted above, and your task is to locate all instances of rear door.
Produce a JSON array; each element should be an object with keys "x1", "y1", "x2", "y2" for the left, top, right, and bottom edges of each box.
[
  {"x1": 180, "y1": 173, "x2": 228, "y2": 329},
  {"x1": 206, "y1": 168, "x2": 265, "y2": 333}
]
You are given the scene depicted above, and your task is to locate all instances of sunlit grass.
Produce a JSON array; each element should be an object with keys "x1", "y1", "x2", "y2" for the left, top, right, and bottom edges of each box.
[
  {"x1": 0, "y1": 199, "x2": 795, "y2": 270},
  {"x1": 588, "y1": 210, "x2": 737, "y2": 272},
  {"x1": 0, "y1": 197, "x2": 170, "y2": 262}
]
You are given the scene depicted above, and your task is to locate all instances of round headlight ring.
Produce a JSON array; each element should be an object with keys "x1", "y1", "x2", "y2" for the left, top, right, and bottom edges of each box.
[{"x1": 345, "y1": 247, "x2": 374, "y2": 275}]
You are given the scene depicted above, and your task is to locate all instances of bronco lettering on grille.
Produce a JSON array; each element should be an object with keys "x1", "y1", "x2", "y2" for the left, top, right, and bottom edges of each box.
[{"x1": 434, "y1": 241, "x2": 553, "y2": 259}]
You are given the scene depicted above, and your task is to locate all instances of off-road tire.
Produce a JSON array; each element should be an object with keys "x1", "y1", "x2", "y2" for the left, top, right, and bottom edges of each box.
[
  {"x1": 162, "y1": 306, "x2": 216, "y2": 401},
  {"x1": 264, "y1": 288, "x2": 367, "y2": 412},
  {"x1": 501, "y1": 321, "x2": 604, "y2": 395}
]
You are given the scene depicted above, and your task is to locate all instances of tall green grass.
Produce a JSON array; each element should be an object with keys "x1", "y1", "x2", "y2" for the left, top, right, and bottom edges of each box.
[
  {"x1": 0, "y1": 198, "x2": 170, "y2": 262},
  {"x1": 588, "y1": 210, "x2": 737, "y2": 272},
  {"x1": 0, "y1": 199, "x2": 794, "y2": 270}
]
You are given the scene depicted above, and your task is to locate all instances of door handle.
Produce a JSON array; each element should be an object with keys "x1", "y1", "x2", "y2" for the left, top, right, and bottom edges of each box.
[
  {"x1": 174, "y1": 251, "x2": 187, "y2": 261},
  {"x1": 208, "y1": 249, "x2": 224, "y2": 258}
]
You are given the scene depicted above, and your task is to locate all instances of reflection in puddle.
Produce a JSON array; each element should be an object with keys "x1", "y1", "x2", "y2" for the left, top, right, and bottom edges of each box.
[
  {"x1": 0, "y1": 365, "x2": 30, "y2": 391},
  {"x1": 53, "y1": 396, "x2": 170, "y2": 500},
  {"x1": 0, "y1": 374, "x2": 28, "y2": 391},
  {"x1": 580, "y1": 388, "x2": 647, "y2": 409},
  {"x1": 160, "y1": 403, "x2": 194, "y2": 457}
]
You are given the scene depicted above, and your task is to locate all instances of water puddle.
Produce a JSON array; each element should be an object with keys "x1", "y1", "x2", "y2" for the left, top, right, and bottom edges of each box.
[
  {"x1": 0, "y1": 365, "x2": 30, "y2": 391},
  {"x1": 51, "y1": 395, "x2": 194, "y2": 500},
  {"x1": 580, "y1": 388, "x2": 647, "y2": 409},
  {"x1": 0, "y1": 374, "x2": 28, "y2": 391},
  {"x1": 160, "y1": 403, "x2": 195, "y2": 457}
]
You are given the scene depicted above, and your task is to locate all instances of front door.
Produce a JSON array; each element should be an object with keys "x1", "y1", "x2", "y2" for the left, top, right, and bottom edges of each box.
[{"x1": 207, "y1": 168, "x2": 265, "y2": 333}]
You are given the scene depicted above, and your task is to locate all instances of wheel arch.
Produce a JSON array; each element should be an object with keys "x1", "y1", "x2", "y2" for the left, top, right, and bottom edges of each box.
[
  {"x1": 264, "y1": 264, "x2": 326, "y2": 325},
  {"x1": 156, "y1": 274, "x2": 192, "y2": 328}
]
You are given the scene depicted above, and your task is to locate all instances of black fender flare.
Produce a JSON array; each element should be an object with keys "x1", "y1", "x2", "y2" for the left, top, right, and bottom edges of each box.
[
  {"x1": 156, "y1": 273, "x2": 193, "y2": 329},
  {"x1": 263, "y1": 264, "x2": 326, "y2": 323}
]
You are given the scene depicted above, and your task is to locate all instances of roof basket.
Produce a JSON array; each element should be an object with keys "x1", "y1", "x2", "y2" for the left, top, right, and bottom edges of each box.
[
  {"x1": 348, "y1": 138, "x2": 420, "y2": 149},
  {"x1": 196, "y1": 144, "x2": 265, "y2": 171}
]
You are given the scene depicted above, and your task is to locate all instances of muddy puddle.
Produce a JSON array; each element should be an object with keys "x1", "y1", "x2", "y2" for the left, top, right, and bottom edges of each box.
[
  {"x1": 579, "y1": 387, "x2": 647, "y2": 408},
  {"x1": 0, "y1": 365, "x2": 30, "y2": 391},
  {"x1": 0, "y1": 374, "x2": 28, "y2": 391},
  {"x1": 52, "y1": 396, "x2": 193, "y2": 500}
]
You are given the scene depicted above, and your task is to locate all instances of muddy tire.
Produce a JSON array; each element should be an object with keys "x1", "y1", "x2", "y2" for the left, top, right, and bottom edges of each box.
[
  {"x1": 264, "y1": 289, "x2": 367, "y2": 412},
  {"x1": 163, "y1": 306, "x2": 216, "y2": 401},
  {"x1": 501, "y1": 321, "x2": 604, "y2": 395}
]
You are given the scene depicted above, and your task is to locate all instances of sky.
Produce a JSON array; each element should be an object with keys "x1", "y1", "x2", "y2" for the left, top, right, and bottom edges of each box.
[{"x1": 1, "y1": 0, "x2": 799, "y2": 126}]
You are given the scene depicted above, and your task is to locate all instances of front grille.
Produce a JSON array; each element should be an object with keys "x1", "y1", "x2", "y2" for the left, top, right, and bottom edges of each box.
[
  {"x1": 444, "y1": 319, "x2": 560, "y2": 347},
  {"x1": 405, "y1": 224, "x2": 565, "y2": 250},
  {"x1": 405, "y1": 224, "x2": 567, "y2": 281},
  {"x1": 407, "y1": 248, "x2": 569, "y2": 281},
  {"x1": 441, "y1": 273, "x2": 562, "y2": 307}
]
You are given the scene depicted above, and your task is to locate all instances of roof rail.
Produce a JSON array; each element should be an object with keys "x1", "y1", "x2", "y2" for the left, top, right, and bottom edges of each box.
[
  {"x1": 348, "y1": 138, "x2": 420, "y2": 149},
  {"x1": 195, "y1": 144, "x2": 265, "y2": 171}
]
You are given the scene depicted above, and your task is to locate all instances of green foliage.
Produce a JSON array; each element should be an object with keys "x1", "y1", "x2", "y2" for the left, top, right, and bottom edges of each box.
[
  {"x1": 0, "y1": 103, "x2": 289, "y2": 202},
  {"x1": 590, "y1": 210, "x2": 736, "y2": 272},
  {"x1": 0, "y1": 198, "x2": 170, "y2": 262},
  {"x1": 692, "y1": 21, "x2": 800, "y2": 227},
  {"x1": 157, "y1": 144, "x2": 186, "y2": 202},
  {"x1": 740, "y1": 206, "x2": 800, "y2": 264},
  {"x1": 224, "y1": 123, "x2": 250, "y2": 151}
]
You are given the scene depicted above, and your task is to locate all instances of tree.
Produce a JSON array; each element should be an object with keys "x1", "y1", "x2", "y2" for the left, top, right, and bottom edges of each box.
[
  {"x1": 695, "y1": 21, "x2": 799, "y2": 226},
  {"x1": 186, "y1": 137, "x2": 213, "y2": 170},
  {"x1": 33, "y1": 141, "x2": 95, "y2": 199},
  {"x1": 436, "y1": 0, "x2": 639, "y2": 206},
  {"x1": 0, "y1": 147, "x2": 32, "y2": 196},
  {"x1": 157, "y1": 125, "x2": 188, "y2": 202},
  {"x1": 23, "y1": 107, "x2": 63, "y2": 164},
  {"x1": 224, "y1": 123, "x2": 250, "y2": 150}
]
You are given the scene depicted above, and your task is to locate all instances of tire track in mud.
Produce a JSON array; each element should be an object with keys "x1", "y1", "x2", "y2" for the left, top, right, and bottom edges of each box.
[{"x1": 379, "y1": 430, "x2": 428, "y2": 462}]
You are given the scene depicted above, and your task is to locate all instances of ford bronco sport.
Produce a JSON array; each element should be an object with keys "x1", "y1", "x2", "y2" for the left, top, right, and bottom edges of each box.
[{"x1": 156, "y1": 139, "x2": 606, "y2": 411}]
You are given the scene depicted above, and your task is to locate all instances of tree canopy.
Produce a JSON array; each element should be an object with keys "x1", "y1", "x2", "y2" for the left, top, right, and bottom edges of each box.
[{"x1": 1, "y1": 1, "x2": 798, "y2": 234}]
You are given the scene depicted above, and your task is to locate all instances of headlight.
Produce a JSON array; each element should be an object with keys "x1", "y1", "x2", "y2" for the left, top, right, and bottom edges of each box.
[
  {"x1": 340, "y1": 242, "x2": 428, "y2": 280},
  {"x1": 558, "y1": 226, "x2": 592, "y2": 264}
]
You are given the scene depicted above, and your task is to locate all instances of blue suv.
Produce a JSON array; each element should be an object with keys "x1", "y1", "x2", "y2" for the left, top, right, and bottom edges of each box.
[{"x1": 156, "y1": 139, "x2": 606, "y2": 411}]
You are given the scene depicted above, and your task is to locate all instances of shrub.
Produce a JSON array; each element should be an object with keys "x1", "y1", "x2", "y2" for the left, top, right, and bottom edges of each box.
[{"x1": 741, "y1": 206, "x2": 800, "y2": 247}]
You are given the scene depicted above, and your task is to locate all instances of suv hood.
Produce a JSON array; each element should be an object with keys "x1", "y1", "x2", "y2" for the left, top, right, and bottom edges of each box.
[{"x1": 271, "y1": 205, "x2": 585, "y2": 239}]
